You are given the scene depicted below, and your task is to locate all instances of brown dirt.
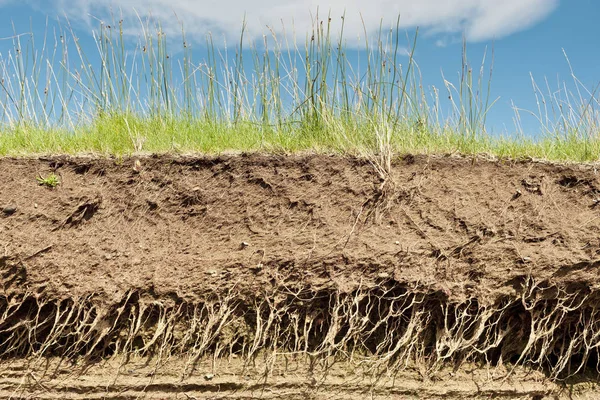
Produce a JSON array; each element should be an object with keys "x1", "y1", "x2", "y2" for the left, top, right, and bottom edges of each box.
[{"x1": 2, "y1": 153, "x2": 600, "y2": 399}]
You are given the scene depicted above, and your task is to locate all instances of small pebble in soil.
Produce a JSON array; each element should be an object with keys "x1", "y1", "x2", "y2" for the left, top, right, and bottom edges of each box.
[
  {"x1": 2, "y1": 205, "x2": 17, "y2": 215},
  {"x1": 204, "y1": 373, "x2": 214, "y2": 381}
]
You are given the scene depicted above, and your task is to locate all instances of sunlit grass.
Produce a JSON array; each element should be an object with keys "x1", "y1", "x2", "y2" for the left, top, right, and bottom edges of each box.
[{"x1": 0, "y1": 13, "x2": 599, "y2": 161}]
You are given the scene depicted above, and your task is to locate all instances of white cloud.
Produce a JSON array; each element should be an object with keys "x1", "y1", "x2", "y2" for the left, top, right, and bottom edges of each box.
[{"x1": 20, "y1": 0, "x2": 558, "y2": 46}]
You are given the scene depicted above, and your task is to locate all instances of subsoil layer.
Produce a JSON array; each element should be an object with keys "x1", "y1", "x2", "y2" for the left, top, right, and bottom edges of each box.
[{"x1": 2, "y1": 153, "x2": 600, "y2": 399}]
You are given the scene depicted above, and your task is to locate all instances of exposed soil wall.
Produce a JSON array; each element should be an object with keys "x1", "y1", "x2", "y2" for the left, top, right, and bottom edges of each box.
[{"x1": 2, "y1": 153, "x2": 600, "y2": 398}]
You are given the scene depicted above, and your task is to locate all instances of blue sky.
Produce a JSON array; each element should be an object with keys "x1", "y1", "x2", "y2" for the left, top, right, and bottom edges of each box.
[{"x1": 0, "y1": 0, "x2": 598, "y2": 136}]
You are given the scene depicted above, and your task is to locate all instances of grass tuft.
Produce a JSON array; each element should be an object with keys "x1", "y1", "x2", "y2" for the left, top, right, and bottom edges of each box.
[{"x1": 36, "y1": 173, "x2": 60, "y2": 188}]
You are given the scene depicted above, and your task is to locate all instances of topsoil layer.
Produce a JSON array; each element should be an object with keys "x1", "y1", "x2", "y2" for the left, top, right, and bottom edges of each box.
[{"x1": 2, "y1": 153, "x2": 600, "y2": 399}]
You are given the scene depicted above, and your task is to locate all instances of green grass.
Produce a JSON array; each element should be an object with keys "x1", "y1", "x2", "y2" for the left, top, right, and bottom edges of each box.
[{"x1": 0, "y1": 15, "x2": 599, "y2": 161}]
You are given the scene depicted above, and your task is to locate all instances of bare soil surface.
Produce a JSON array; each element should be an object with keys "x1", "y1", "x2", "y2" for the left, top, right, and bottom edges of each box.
[{"x1": 2, "y1": 153, "x2": 600, "y2": 399}]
